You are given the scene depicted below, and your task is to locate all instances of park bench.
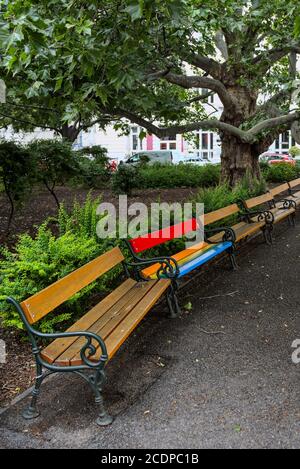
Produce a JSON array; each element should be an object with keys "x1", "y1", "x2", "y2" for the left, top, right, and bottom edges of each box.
[
  {"x1": 205, "y1": 203, "x2": 273, "y2": 246},
  {"x1": 268, "y1": 182, "x2": 298, "y2": 211},
  {"x1": 241, "y1": 192, "x2": 296, "y2": 240},
  {"x1": 288, "y1": 178, "x2": 300, "y2": 207},
  {"x1": 7, "y1": 246, "x2": 173, "y2": 426},
  {"x1": 126, "y1": 218, "x2": 236, "y2": 316}
]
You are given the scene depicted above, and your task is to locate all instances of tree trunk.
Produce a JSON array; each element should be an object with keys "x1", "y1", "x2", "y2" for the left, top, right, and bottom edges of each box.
[
  {"x1": 219, "y1": 84, "x2": 261, "y2": 186},
  {"x1": 220, "y1": 134, "x2": 261, "y2": 187},
  {"x1": 59, "y1": 124, "x2": 80, "y2": 143}
]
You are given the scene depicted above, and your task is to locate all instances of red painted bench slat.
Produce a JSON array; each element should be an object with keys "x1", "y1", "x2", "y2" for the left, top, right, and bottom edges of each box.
[{"x1": 129, "y1": 218, "x2": 199, "y2": 254}]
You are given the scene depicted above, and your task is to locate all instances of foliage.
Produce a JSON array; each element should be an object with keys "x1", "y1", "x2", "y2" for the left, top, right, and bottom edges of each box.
[
  {"x1": 58, "y1": 192, "x2": 102, "y2": 241},
  {"x1": 0, "y1": 140, "x2": 35, "y2": 231},
  {"x1": 111, "y1": 164, "x2": 144, "y2": 195},
  {"x1": 262, "y1": 163, "x2": 300, "y2": 183},
  {"x1": 193, "y1": 176, "x2": 266, "y2": 214},
  {"x1": 2, "y1": 0, "x2": 300, "y2": 184},
  {"x1": 26, "y1": 139, "x2": 79, "y2": 206},
  {"x1": 140, "y1": 163, "x2": 220, "y2": 189},
  {"x1": 73, "y1": 146, "x2": 110, "y2": 188},
  {"x1": 289, "y1": 146, "x2": 300, "y2": 158},
  {"x1": 0, "y1": 224, "x2": 116, "y2": 332}
]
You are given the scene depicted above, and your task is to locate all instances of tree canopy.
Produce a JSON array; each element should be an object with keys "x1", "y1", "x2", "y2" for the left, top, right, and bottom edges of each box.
[{"x1": 1, "y1": 0, "x2": 300, "y2": 183}]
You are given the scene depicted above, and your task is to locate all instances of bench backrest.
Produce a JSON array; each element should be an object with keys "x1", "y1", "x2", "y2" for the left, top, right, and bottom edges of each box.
[
  {"x1": 269, "y1": 183, "x2": 289, "y2": 198},
  {"x1": 204, "y1": 204, "x2": 239, "y2": 225},
  {"x1": 129, "y1": 219, "x2": 199, "y2": 254},
  {"x1": 21, "y1": 247, "x2": 125, "y2": 324},
  {"x1": 129, "y1": 204, "x2": 240, "y2": 254},
  {"x1": 244, "y1": 193, "x2": 273, "y2": 210},
  {"x1": 289, "y1": 178, "x2": 300, "y2": 189}
]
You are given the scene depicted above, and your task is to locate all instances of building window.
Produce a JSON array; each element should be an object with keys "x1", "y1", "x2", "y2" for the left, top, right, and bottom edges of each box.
[
  {"x1": 131, "y1": 126, "x2": 143, "y2": 152},
  {"x1": 159, "y1": 136, "x2": 177, "y2": 151},
  {"x1": 195, "y1": 130, "x2": 214, "y2": 159},
  {"x1": 275, "y1": 131, "x2": 293, "y2": 154}
]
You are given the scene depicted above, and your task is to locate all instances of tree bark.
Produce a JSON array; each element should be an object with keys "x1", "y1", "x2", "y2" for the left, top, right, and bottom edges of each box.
[{"x1": 220, "y1": 135, "x2": 262, "y2": 186}]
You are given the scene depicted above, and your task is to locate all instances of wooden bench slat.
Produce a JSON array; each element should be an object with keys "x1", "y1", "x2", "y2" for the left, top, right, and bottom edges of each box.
[
  {"x1": 269, "y1": 183, "x2": 290, "y2": 197},
  {"x1": 244, "y1": 193, "x2": 273, "y2": 209},
  {"x1": 104, "y1": 279, "x2": 171, "y2": 360},
  {"x1": 68, "y1": 281, "x2": 159, "y2": 366},
  {"x1": 21, "y1": 247, "x2": 125, "y2": 324},
  {"x1": 204, "y1": 204, "x2": 239, "y2": 226},
  {"x1": 41, "y1": 278, "x2": 136, "y2": 364},
  {"x1": 289, "y1": 178, "x2": 300, "y2": 188},
  {"x1": 129, "y1": 219, "x2": 199, "y2": 254},
  {"x1": 208, "y1": 220, "x2": 265, "y2": 243}
]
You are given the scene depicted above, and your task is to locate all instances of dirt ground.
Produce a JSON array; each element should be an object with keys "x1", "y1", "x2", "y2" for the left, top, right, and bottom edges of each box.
[{"x1": 0, "y1": 185, "x2": 199, "y2": 407}]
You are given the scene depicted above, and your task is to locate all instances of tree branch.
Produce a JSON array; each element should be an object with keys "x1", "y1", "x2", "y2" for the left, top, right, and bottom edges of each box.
[
  {"x1": 162, "y1": 72, "x2": 235, "y2": 109},
  {"x1": 112, "y1": 108, "x2": 300, "y2": 144}
]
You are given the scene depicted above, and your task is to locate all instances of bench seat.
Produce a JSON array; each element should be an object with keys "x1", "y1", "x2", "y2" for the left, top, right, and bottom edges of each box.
[
  {"x1": 41, "y1": 277, "x2": 171, "y2": 366},
  {"x1": 208, "y1": 220, "x2": 265, "y2": 243},
  {"x1": 141, "y1": 241, "x2": 232, "y2": 280}
]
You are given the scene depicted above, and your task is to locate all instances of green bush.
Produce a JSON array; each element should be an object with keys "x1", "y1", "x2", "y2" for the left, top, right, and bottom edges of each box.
[
  {"x1": 0, "y1": 140, "x2": 35, "y2": 231},
  {"x1": 27, "y1": 139, "x2": 79, "y2": 206},
  {"x1": 0, "y1": 224, "x2": 118, "y2": 332},
  {"x1": 289, "y1": 146, "x2": 300, "y2": 158},
  {"x1": 0, "y1": 194, "x2": 127, "y2": 333},
  {"x1": 140, "y1": 163, "x2": 220, "y2": 189},
  {"x1": 193, "y1": 176, "x2": 266, "y2": 214},
  {"x1": 73, "y1": 146, "x2": 110, "y2": 188},
  {"x1": 112, "y1": 164, "x2": 144, "y2": 195},
  {"x1": 263, "y1": 163, "x2": 299, "y2": 183}
]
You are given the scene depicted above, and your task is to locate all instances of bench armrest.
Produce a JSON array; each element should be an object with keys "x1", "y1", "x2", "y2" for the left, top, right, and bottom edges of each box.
[
  {"x1": 277, "y1": 198, "x2": 296, "y2": 210},
  {"x1": 7, "y1": 297, "x2": 108, "y2": 369},
  {"x1": 205, "y1": 226, "x2": 236, "y2": 244},
  {"x1": 125, "y1": 256, "x2": 180, "y2": 279},
  {"x1": 239, "y1": 209, "x2": 274, "y2": 224}
]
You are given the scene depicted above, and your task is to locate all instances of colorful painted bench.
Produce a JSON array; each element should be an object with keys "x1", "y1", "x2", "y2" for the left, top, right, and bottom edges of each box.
[
  {"x1": 7, "y1": 247, "x2": 172, "y2": 426},
  {"x1": 126, "y1": 218, "x2": 236, "y2": 316}
]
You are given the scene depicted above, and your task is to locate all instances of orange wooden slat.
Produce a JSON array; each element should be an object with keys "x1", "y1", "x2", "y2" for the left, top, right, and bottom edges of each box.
[
  {"x1": 104, "y1": 279, "x2": 171, "y2": 360},
  {"x1": 269, "y1": 183, "x2": 289, "y2": 198},
  {"x1": 41, "y1": 278, "x2": 136, "y2": 364},
  {"x1": 68, "y1": 281, "x2": 159, "y2": 366},
  {"x1": 289, "y1": 178, "x2": 300, "y2": 189},
  {"x1": 244, "y1": 193, "x2": 273, "y2": 209},
  {"x1": 204, "y1": 204, "x2": 239, "y2": 226},
  {"x1": 21, "y1": 247, "x2": 125, "y2": 324}
]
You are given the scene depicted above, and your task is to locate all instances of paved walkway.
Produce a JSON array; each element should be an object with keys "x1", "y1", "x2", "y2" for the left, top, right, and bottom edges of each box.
[{"x1": 0, "y1": 221, "x2": 299, "y2": 449}]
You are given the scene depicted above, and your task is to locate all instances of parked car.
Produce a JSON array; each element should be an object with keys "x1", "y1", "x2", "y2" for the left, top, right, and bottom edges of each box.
[
  {"x1": 179, "y1": 155, "x2": 211, "y2": 166},
  {"x1": 259, "y1": 152, "x2": 296, "y2": 166},
  {"x1": 122, "y1": 150, "x2": 182, "y2": 165}
]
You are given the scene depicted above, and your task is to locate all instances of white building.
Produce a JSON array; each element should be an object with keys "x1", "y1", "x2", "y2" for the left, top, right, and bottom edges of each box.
[{"x1": 0, "y1": 91, "x2": 297, "y2": 162}]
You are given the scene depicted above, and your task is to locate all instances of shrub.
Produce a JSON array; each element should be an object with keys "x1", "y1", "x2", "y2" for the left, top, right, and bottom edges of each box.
[
  {"x1": 289, "y1": 146, "x2": 300, "y2": 158},
  {"x1": 140, "y1": 163, "x2": 220, "y2": 189},
  {"x1": 73, "y1": 146, "x2": 110, "y2": 188},
  {"x1": 263, "y1": 163, "x2": 299, "y2": 183},
  {"x1": 0, "y1": 223, "x2": 121, "y2": 333},
  {"x1": 27, "y1": 139, "x2": 79, "y2": 206},
  {"x1": 0, "y1": 141, "x2": 35, "y2": 232},
  {"x1": 193, "y1": 176, "x2": 266, "y2": 214},
  {"x1": 112, "y1": 164, "x2": 144, "y2": 195}
]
